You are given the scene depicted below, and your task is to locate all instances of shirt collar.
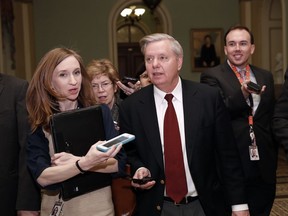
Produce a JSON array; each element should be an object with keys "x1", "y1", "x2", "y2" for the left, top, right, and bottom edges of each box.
[
  {"x1": 227, "y1": 59, "x2": 248, "y2": 72},
  {"x1": 153, "y1": 77, "x2": 183, "y2": 103}
]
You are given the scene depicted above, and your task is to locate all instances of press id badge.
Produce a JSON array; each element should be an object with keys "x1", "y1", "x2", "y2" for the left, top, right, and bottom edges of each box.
[
  {"x1": 49, "y1": 200, "x2": 64, "y2": 216},
  {"x1": 249, "y1": 145, "x2": 260, "y2": 161}
]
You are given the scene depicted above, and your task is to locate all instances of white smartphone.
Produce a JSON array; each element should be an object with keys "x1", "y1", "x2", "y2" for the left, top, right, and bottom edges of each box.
[{"x1": 96, "y1": 133, "x2": 135, "y2": 152}]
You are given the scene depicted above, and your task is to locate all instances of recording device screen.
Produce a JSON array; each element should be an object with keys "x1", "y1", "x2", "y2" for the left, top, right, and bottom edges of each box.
[{"x1": 103, "y1": 136, "x2": 128, "y2": 147}]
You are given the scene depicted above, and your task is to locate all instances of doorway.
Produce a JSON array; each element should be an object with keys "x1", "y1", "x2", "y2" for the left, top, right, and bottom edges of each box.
[
  {"x1": 109, "y1": 0, "x2": 171, "y2": 79},
  {"x1": 117, "y1": 42, "x2": 143, "y2": 78},
  {"x1": 116, "y1": 21, "x2": 146, "y2": 78}
]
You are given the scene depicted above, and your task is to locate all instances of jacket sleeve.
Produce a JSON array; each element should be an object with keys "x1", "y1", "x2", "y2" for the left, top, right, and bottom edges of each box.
[
  {"x1": 101, "y1": 104, "x2": 127, "y2": 177},
  {"x1": 272, "y1": 68, "x2": 288, "y2": 149},
  {"x1": 16, "y1": 81, "x2": 41, "y2": 211}
]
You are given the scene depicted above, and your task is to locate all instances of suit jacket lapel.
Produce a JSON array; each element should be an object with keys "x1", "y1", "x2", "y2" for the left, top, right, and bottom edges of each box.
[
  {"x1": 222, "y1": 61, "x2": 242, "y2": 88},
  {"x1": 182, "y1": 80, "x2": 201, "y2": 165},
  {"x1": 138, "y1": 87, "x2": 164, "y2": 169},
  {"x1": 0, "y1": 74, "x2": 4, "y2": 97},
  {"x1": 249, "y1": 65, "x2": 265, "y2": 117},
  {"x1": 251, "y1": 65, "x2": 264, "y2": 87}
]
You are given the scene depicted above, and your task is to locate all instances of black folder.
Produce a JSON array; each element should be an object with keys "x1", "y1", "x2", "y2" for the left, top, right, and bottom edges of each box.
[{"x1": 50, "y1": 105, "x2": 111, "y2": 200}]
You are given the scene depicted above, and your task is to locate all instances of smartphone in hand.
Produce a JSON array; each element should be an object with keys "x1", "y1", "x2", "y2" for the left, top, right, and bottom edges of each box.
[
  {"x1": 132, "y1": 177, "x2": 154, "y2": 185},
  {"x1": 247, "y1": 81, "x2": 262, "y2": 94},
  {"x1": 96, "y1": 133, "x2": 135, "y2": 152},
  {"x1": 122, "y1": 76, "x2": 138, "y2": 86}
]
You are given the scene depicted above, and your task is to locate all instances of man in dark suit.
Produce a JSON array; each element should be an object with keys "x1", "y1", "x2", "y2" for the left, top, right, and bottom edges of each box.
[
  {"x1": 201, "y1": 25, "x2": 277, "y2": 216},
  {"x1": 0, "y1": 73, "x2": 40, "y2": 215},
  {"x1": 273, "y1": 67, "x2": 288, "y2": 159},
  {"x1": 119, "y1": 33, "x2": 249, "y2": 216}
]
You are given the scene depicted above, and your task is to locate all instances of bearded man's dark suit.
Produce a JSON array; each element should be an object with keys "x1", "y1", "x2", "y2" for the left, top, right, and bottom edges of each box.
[
  {"x1": 201, "y1": 61, "x2": 277, "y2": 216},
  {"x1": 273, "y1": 68, "x2": 288, "y2": 159},
  {"x1": 0, "y1": 73, "x2": 40, "y2": 215},
  {"x1": 119, "y1": 78, "x2": 247, "y2": 216}
]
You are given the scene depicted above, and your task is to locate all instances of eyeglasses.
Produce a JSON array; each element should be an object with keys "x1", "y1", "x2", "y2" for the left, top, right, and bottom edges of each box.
[{"x1": 92, "y1": 82, "x2": 113, "y2": 90}]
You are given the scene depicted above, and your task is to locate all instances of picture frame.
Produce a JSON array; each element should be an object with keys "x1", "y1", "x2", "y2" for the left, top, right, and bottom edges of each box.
[{"x1": 190, "y1": 28, "x2": 224, "y2": 72}]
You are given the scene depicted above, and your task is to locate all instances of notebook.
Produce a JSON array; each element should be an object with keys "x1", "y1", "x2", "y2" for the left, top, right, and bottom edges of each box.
[{"x1": 50, "y1": 105, "x2": 111, "y2": 200}]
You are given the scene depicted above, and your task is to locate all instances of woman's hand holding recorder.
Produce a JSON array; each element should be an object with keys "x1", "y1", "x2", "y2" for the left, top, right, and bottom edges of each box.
[{"x1": 77, "y1": 141, "x2": 122, "y2": 172}]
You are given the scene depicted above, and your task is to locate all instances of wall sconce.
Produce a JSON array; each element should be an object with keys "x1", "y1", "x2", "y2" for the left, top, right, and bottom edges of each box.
[{"x1": 120, "y1": 6, "x2": 145, "y2": 25}]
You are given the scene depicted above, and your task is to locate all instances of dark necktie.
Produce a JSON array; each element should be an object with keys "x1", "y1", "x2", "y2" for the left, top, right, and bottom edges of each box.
[{"x1": 164, "y1": 94, "x2": 188, "y2": 203}]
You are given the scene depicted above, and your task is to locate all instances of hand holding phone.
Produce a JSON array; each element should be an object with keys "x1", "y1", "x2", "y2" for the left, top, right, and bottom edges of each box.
[
  {"x1": 247, "y1": 81, "x2": 262, "y2": 94},
  {"x1": 96, "y1": 133, "x2": 135, "y2": 152},
  {"x1": 122, "y1": 76, "x2": 138, "y2": 86},
  {"x1": 132, "y1": 176, "x2": 154, "y2": 185}
]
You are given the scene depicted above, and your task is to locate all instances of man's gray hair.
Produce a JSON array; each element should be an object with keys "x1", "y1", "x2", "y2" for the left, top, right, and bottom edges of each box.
[{"x1": 139, "y1": 33, "x2": 183, "y2": 58}]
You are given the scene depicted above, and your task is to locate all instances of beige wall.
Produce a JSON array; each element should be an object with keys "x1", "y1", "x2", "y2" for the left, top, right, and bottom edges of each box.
[
  {"x1": 32, "y1": 0, "x2": 239, "y2": 81},
  {"x1": 2, "y1": 0, "x2": 288, "y2": 82}
]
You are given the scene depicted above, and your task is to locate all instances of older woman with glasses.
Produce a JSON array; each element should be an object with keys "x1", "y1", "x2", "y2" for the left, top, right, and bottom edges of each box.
[
  {"x1": 87, "y1": 59, "x2": 137, "y2": 215},
  {"x1": 86, "y1": 59, "x2": 123, "y2": 131}
]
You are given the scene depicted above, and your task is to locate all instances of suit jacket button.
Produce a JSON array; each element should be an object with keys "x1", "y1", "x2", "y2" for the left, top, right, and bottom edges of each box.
[
  {"x1": 160, "y1": 179, "x2": 165, "y2": 184},
  {"x1": 156, "y1": 205, "x2": 161, "y2": 211}
]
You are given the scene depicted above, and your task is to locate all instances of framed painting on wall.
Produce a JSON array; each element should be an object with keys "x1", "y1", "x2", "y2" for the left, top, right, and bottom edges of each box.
[{"x1": 190, "y1": 28, "x2": 224, "y2": 72}]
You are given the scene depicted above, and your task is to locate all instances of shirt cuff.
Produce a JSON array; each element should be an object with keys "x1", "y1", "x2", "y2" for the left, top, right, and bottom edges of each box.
[{"x1": 232, "y1": 204, "x2": 249, "y2": 211}]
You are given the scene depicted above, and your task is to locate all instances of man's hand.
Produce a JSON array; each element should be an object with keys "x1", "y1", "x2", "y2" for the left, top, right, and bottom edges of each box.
[
  {"x1": 131, "y1": 167, "x2": 155, "y2": 190},
  {"x1": 116, "y1": 80, "x2": 141, "y2": 95},
  {"x1": 232, "y1": 210, "x2": 250, "y2": 216},
  {"x1": 241, "y1": 80, "x2": 266, "y2": 99},
  {"x1": 17, "y1": 211, "x2": 40, "y2": 216}
]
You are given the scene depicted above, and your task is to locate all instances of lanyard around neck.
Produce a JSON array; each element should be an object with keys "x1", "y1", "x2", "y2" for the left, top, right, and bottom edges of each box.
[
  {"x1": 230, "y1": 63, "x2": 254, "y2": 125},
  {"x1": 230, "y1": 64, "x2": 251, "y2": 84},
  {"x1": 229, "y1": 64, "x2": 259, "y2": 151}
]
